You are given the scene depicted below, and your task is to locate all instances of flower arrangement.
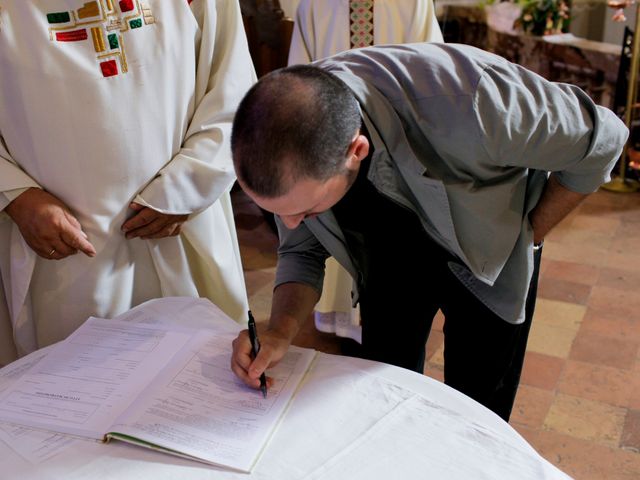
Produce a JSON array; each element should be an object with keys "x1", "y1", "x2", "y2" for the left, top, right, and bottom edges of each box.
[
  {"x1": 607, "y1": 0, "x2": 634, "y2": 21},
  {"x1": 514, "y1": 0, "x2": 571, "y2": 36},
  {"x1": 485, "y1": 0, "x2": 632, "y2": 37}
]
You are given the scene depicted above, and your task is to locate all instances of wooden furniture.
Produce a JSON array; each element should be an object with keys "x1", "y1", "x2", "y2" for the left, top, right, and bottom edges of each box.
[
  {"x1": 487, "y1": 29, "x2": 620, "y2": 108},
  {"x1": 240, "y1": 0, "x2": 294, "y2": 77},
  {"x1": 438, "y1": 4, "x2": 621, "y2": 109}
]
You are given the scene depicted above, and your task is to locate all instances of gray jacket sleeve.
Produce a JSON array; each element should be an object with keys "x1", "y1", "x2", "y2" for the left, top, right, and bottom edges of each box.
[
  {"x1": 274, "y1": 216, "x2": 329, "y2": 293},
  {"x1": 474, "y1": 63, "x2": 628, "y2": 194}
]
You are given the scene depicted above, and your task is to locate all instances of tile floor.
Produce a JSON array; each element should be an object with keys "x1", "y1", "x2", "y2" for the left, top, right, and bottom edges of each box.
[{"x1": 232, "y1": 186, "x2": 640, "y2": 480}]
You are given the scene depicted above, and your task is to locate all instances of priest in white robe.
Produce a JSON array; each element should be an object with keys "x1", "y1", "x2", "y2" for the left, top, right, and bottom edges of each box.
[
  {"x1": 0, "y1": 0, "x2": 255, "y2": 361},
  {"x1": 288, "y1": 0, "x2": 443, "y2": 65},
  {"x1": 287, "y1": 0, "x2": 443, "y2": 341}
]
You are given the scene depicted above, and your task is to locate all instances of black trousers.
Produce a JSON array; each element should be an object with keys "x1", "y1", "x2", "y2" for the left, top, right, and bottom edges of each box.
[{"x1": 357, "y1": 213, "x2": 541, "y2": 422}]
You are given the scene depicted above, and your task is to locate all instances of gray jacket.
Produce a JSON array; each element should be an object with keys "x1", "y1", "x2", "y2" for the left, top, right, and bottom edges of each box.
[{"x1": 275, "y1": 43, "x2": 627, "y2": 323}]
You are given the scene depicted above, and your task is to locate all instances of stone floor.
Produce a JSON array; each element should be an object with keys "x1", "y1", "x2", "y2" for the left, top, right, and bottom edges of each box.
[{"x1": 232, "y1": 186, "x2": 640, "y2": 480}]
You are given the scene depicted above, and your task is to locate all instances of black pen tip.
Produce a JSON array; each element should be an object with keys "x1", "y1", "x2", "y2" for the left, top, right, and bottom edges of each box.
[{"x1": 261, "y1": 386, "x2": 267, "y2": 399}]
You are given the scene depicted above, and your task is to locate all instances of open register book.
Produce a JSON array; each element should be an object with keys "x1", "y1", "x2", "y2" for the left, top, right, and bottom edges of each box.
[{"x1": 0, "y1": 298, "x2": 316, "y2": 473}]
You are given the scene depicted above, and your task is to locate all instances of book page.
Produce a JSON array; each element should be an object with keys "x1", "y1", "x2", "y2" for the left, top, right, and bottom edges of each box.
[
  {"x1": 0, "y1": 346, "x2": 79, "y2": 464},
  {"x1": 0, "y1": 423, "x2": 78, "y2": 464},
  {"x1": 109, "y1": 331, "x2": 316, "y2": 472},
  {"x1": 0, "y1": 318, "x2": 196, "y2": 439}
]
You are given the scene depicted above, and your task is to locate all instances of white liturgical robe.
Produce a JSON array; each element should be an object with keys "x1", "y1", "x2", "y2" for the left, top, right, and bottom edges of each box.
[
  {"x1": 287, "y1": 0, "x2": 443, "y2": 341},
  {"x1": 288, "y1": 0, "x2": 444, "y2": 65},
  {"x1": 0, "y1": 0, "x2": 255, "y2": 359}
]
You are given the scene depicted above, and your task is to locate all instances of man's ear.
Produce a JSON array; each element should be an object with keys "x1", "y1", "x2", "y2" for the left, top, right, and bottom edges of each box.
[{"x1": 344, "y1": 134, "x2": 369, "y2": 170}]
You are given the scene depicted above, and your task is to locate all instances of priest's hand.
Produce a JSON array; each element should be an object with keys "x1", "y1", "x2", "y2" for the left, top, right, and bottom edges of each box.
[
  {"x1": 121, "y1": 203, "x2": 189, "y2": 239},
  {"x1": 5, "y1": 187, "x2": 96, "y2": 260},
  {"x1": 230, "y1": 327, "x2": 288, "y2": 390}
]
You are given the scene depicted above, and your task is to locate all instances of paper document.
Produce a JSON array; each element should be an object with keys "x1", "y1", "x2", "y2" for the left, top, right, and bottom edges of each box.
[
  {"x1": 0, "y1": 346, "x2": 80, "y2": 464},
  {"x1": 0, "y1": 319, "x2": 195, "y2": 438},
  {"x1": 110, "y1": 331, "x2": 314, "y2": 471},
  {"x1": 0, "y1": 299, "x2": 316, "y2": 472}
]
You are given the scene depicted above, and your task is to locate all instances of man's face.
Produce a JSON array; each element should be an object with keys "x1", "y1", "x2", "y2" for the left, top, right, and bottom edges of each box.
[
  {"x1": 240, "y1": 169, "x2": 357, "y2": 230},
  {"x1": 237, "y1": 132, "x2": 369, "y2": 230}
]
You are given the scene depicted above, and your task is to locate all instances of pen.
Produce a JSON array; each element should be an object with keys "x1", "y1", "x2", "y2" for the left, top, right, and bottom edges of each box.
[{"x1": 247, "y1": 310, "x2": 268, "y2": 398}]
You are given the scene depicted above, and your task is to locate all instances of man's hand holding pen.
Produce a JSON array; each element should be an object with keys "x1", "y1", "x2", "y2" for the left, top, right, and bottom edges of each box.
[
  {"x1": 231, "y1": 316, "x2": 291, "y2": 393},
  {"x1": 231, "y1": 284, "x2": 315, "y2": 392}
]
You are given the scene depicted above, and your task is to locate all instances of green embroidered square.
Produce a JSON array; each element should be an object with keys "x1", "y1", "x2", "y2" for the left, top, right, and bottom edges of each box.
[
  {"x1": 129, "y1": 18, "x2": 142, "y2": 29},
  {"x1": 108, "y1": 33, "x2": 119, "y2": 49},
  {"x1": 47, "y1": 12, "x2": 70, "y2": 24}
]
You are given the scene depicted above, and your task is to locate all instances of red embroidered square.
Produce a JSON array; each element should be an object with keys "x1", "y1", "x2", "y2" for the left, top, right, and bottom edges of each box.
[
  {"x1": 100, "y1": 60, "x2": 118, "y2": 77},
  {"x1": 119, "y1": 0, "x2": 134, "y2": 12}
]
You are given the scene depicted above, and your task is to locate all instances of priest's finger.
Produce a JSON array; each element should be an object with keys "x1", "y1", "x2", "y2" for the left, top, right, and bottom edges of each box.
[
  {"x1": 125, "y1": 217, "x2": 165, "y2": 239},
  {"x1": 47, "y1": 240, "x2": 77, "y2": 259},
  {"x1": 121, "y1": 206, "x2": 158, "y2": 233},
  {"x1": 60, "y1": 223, "x2": 96, "y2": 257},
  {"x1": 39, "y1": 247, "x2": 59, "y2": 260},
  {"x1": 64, "y1": 210, "x2": 84, "y2": 232},
  {"x1": 142, "y1": 222, "x2": 182, "y2": 239}
]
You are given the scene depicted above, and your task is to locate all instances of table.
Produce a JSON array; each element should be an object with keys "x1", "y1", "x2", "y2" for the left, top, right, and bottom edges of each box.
[
  {"x1": 438, "y1": 3, "x2": 621, "y2": 109},
  {"x1": 0, "y1": 298, "x2": 571, "y2": 480}
]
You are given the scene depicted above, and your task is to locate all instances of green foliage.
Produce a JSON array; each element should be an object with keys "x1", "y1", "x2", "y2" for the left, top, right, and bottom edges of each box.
[{"x1": 515, "y1": 0, "x2": 571, "y2": 36}]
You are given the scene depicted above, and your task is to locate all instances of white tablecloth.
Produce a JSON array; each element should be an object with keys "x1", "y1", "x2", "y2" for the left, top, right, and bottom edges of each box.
[{"x1": 0, "y1": 299, "x2": 571, "y2": 479}]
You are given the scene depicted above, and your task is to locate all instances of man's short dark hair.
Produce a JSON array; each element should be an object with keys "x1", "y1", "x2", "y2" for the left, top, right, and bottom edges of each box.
[{"x1": 231, "y1": 65, "x2": 362, "y2": 198}]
